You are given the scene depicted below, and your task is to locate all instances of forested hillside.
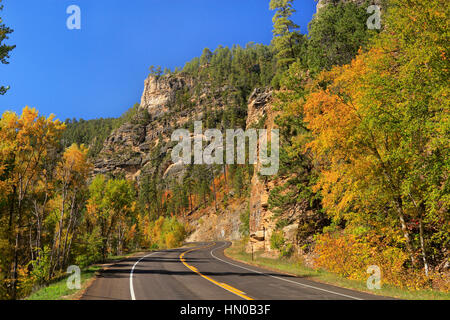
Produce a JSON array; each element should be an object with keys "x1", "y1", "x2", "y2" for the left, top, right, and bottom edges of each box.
[{"x1": 0, "y1": 0, "x2": 448, "y2": 299}]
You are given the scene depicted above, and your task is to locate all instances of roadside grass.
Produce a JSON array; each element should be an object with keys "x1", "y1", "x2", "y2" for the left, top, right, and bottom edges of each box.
[
  {"x1": 26, "y1": 265, "x2": 101, "y2": 300},
  {"x1": 224, "y1": 241, "x2": 450, "y2": 301},
  {"x1": 26, "y1": 252, "x2": 140, "y2": 300}
]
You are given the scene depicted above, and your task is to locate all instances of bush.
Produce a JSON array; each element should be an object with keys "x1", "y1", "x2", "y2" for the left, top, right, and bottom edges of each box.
[
  {"x1": 239, "y1": 208, "x2": 250, "y2": 236},
  {"x1": 73, "y1": 227, "x2": 103, "y2": 268},
  {"x1": 313, "y1": 232, "x2": 437, "y2": 290},
  {"x1": 280, "y1": 243, "x2": 293, "y2": 258},
  {"x1": 270, "y1": 231, "x2": 285, "y2": 251},
  {"x1": 146, "y1": 216, "x2": 187, "y2": 249}
]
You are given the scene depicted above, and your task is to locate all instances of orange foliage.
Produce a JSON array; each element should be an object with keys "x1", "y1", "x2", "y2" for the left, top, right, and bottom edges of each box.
[{"x1": 313, "y1": 232, "x2": 447, "y2": 291}]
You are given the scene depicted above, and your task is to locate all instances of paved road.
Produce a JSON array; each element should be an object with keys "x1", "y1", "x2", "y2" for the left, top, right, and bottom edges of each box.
[{"x1": 81, "y1": 241, "x2": 387, "y2": 300}]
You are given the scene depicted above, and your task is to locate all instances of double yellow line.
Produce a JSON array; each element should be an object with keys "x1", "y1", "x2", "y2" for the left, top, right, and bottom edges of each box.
[{"x1": 180, "y1": 243, "x2": 254, "y2": 300}]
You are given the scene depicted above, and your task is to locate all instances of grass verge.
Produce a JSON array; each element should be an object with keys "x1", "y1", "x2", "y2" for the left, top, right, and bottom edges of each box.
[
  {"x1": 224, "y1": 240, "x2": 450, "y2": 300},
  {"x1": 26, "y1": 252, "x2": 141, "y2": 300}
]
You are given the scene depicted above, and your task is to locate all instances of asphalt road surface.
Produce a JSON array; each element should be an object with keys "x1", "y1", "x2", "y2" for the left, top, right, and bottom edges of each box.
[{"x1": 81, "y1": 241, "x2": 387, "y2": 300}]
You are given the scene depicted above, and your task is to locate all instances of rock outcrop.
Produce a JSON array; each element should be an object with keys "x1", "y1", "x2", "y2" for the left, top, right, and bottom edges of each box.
[
  {"x1": 140, "y1": 75, "x2": 194, "y2": 118},
  {"x1": 94, "y1": 73, "x2": 243, "y2": 181},
  {"x1": 245, "y1": 88, "x2": 278, "y2": 253},
  {"x1": 94, "y1": 74, "x2": 195, "y2": 180},
  {"x1": 186, "y1": 198, "x2": 245, "y2": 243}
]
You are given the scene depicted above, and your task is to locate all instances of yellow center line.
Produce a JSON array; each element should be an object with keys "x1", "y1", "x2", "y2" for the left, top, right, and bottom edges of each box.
[{"x1": 180, "y1": 243, "x2": 254, "y2": 300}]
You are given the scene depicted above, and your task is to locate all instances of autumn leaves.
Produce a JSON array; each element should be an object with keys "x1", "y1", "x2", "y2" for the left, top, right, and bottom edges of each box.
[{"x1": 296, "y1": 0, "x2": 449, "y2": 286}]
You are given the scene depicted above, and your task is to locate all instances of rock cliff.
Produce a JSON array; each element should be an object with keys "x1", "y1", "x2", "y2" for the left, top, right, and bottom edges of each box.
[{"x1": 94, "y1": 73, "x2": 242, "y2": 181}]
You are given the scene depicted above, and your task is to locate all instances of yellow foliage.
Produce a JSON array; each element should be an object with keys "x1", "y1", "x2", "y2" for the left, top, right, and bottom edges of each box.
[
  {"x1": 313, "y1": 232, "x2": 441, "y2": 290},
  {"x1": 165, "y1": 233, "x2": 177, "y2": 249}
]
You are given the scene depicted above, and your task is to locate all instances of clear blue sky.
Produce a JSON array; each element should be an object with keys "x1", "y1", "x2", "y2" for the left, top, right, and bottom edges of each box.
[{"x1": 0, "y1": 0, "x2": 317, "y2": 121}]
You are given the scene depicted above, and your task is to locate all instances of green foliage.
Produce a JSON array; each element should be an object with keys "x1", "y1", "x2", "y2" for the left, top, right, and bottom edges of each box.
[
  {"x1": 28, "y1": 246, "x2": 52, "y2": 285},
  {"x1": 275, "y1": 218, "x2": 289, "y2": 230},
  {"x1": 270, "y1": 230, "x2": 293, "y2": 258},
  {"x1": 87, "y1": 175, "x2": 137, "y2": 258},
  {"x1": 149, "y1": 65, "x2": 163, "y2": 77},
  {"x1": 280, "y1": 243, "x2": 293, "y2": 258},
  {"x1": 182, "y1": 43, "x2": 276, "y2": 96},
  {"x1": 145, "y1": 216, "x2": 186, "y2": 249},
  {"x1": 239, "y1": 207, "x2": 250, "y2": 236},
  {"x1": 270, "y1": 230, "x2": 285, "y2": 250},
  {"x1": 307, "y1": 1, "x2": 377, "y2": 74},
  {"x1": 61, "y1": 104, "x2": 148, "y2": 157},
  {"x1": 0, "y1": 1, "x2": 15, "y2": 95},
  {"x1": 73, "y1": 227, "x2": 103, "y2": 268},
  {"x1": 233, "y1": 166, "x2": 245, "y2": 197},
  {"x1": 270, "y1": 0, "x2": 307, "y2": 70}
]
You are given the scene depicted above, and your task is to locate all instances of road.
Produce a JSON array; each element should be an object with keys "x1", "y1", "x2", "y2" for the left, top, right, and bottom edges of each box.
[{"x1": 81, "y1": 241, "x2": 387, "y2": 300}]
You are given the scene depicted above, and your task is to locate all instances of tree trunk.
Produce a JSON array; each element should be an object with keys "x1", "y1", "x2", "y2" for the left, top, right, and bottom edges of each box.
[
  {"x1": 394, "y1": 197, "x2": 416, "y2": 266},
  {"x1": 211, "y1": 168, "x2": 217, "y2": 212},
  {"x1": 419, "y1": 218, "x2": 429, "y2": 277},
  {"x1": 11, "y1": 196, "x2": 23, "y2": 300},
  {"x1": 62, "y1": 192, "x2": 76, "y2": 269}
]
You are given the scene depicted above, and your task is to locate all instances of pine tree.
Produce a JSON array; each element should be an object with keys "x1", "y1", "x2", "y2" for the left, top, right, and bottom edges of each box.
[
  {"x1": 0, "y1": 0, "x2": 15, "y2": 95},
  {"x1": 269, "y1": 0, "x2": 306, "y2": 70}
]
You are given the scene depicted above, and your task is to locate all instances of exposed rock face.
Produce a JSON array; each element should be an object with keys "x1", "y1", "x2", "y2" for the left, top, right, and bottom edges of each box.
[
  {"x1": 245, "y1": 87, "x2": 322, "y2": 256},
  {"x1": 94, "y1": 73, "x2": 242, "y2": 181},
  {"x1": 94, "y1": 74, "x2": 195, "y2": 180},
  {"x1": 140, "y1": 75, "x2": 194, "y2": 118},
  {"x1": 186, "y1": 198, "x2": 245, "y2": 243},
  {"x1": 245, "y1": 87, "x2": 279, "y2": 253},
  {"x1": 93, "y1": 73, "x2": 318, "y2": 250},
  {"x1": 246, "y1": 87, "x2": 272, "y2": 128},
  {"x1": 93, "y1": 121, "x2": 146, "y2": 179}
]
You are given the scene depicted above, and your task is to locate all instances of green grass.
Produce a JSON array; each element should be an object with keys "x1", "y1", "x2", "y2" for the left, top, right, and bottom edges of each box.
[
  {"x1": 26, "y1": 252, "x2": 138, "y2": 300},
  {"x1": 225, "y1": 241, "x2": 450, "y2": 300},
  {"x1": 26, "y1": 265, "x2": 101, "y2": 300}
]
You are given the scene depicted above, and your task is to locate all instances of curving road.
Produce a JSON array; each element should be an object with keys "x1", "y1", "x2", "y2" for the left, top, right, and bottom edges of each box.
[{"x1": 81, "y1": 241, "x2": 386, "y2": 300}]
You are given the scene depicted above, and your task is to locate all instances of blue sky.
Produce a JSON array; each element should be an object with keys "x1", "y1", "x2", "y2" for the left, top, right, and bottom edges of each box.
[{"x1": 0, "y1": 0, "x2": 317, "y2": 121}]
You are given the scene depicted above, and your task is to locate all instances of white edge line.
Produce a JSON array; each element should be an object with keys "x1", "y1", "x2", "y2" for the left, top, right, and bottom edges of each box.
[
  {"x1": 130, "y1": 252, "x2": 158, "y2": 300},
  {"x1": 129, "y1": 246, "x2": 205, "y2": 300},
  {"x1": 210, "y1": 242, "x2": 364, "y2": 301}
]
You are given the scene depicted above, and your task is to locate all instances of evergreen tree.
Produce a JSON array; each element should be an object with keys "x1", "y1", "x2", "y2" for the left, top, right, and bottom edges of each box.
[
  {"x1": 307, "y1": 1, "x2": 376, "y2": 74},
  {"x1": 269, "y1": 0, "x2": 306, "y2": 70},
  {"x1": 0, "y1": 0, "x2": 15, "y2": 95}
]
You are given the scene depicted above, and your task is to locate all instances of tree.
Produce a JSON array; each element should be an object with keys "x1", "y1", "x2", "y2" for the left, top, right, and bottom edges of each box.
[
  {"x1": 149, "y1": 65, "x2": 163, "y2": 78},
  {"x1": 0, "y1": 107, "x2": 65, "y2": 298},
  {"x1": 50, "y1": 144, "x2": 92, "y2": 275},
  {"x1": 307, "y1": 1, "x2": 376, "y2": 74},
  {"x1": 86, "y1": 176, "x2": 136, "y2": 259},
  {"x1": 270, "y1": 0, "x2": 306, "y2": 70},
  {"x1": 302, "y1": 0, "x2": 449, "y2": 274},
  {"x1": 0, "y1": 0, "x2": 15, "y2": 95}
]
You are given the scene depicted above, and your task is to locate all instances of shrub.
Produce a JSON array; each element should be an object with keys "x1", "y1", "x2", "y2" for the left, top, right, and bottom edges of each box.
[
  {"x1": 146, "y1": 216, "x2": 186, "y2": 249},
  {"x1": 270, "y1": 231, "x2": 285, "y2": 251},
  {"x1": 280, "y1": 243, "x2": 293, "y2": 258},
  {"x1": 239, "y1": 208, "x2": 250, "y2": 236},
  {"x1": 313, "y1": 232, "x2": 436, "y2": 290},
  {"x1": 74, "y1": 227, "x2": 103, "y2": 268}
]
